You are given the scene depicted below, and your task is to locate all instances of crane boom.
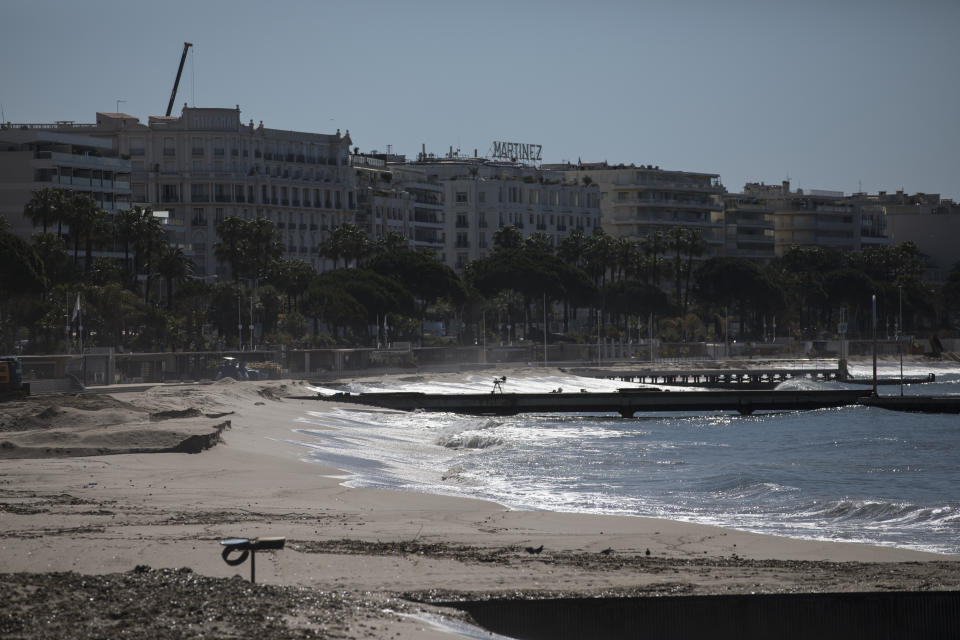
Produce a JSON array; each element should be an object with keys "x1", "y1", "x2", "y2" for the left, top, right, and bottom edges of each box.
[{"x1": 165, "y1": 42, "x2": 193, "y2": 117}]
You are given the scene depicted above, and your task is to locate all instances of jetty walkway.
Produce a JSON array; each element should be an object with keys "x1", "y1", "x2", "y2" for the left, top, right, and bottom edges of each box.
[
  {"x1": 309, "y1": 388, "x2": 960, "y2": 416},
  {"x1": 563, "y1": 365, "x2": 935, "y2": 389},
  {"x1": 316, "y1": 389, "x2": 868, "y2": 417}
]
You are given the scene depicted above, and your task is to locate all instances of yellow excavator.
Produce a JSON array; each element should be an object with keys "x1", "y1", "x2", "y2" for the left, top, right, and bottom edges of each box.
[{"x1": 0, "y1": 356, "x2": 30, "y2": 400}]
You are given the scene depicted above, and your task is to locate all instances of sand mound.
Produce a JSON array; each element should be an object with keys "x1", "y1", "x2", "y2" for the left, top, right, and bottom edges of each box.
[{"x1": 0, "y1": 418, "x2": 230, "y2": 459}]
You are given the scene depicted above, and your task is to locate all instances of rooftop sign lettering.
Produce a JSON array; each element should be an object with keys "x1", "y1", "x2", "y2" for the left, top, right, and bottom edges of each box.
[
  {"x1": 186, "y1": 110, "x2": 239, "y2": 131},
  {"x1": 491, "y1": 141, "x2": 542, "y2": 163}
]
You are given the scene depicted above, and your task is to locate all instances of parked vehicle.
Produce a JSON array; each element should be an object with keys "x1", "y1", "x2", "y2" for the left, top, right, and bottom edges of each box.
[{"x1": 215, "y1": 357, "x2": 260, "y2": 381}]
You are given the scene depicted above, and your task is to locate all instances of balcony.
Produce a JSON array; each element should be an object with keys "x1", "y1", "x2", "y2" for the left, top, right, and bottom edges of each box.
[
  {"x1": 455, "y1": 239, "x2": 470, "y2": 248},
  {"x1": 192, "y1": 148, "x2": 204, "y2": 156},
  {"x1": 455, "y1": 220, "x2": 469, "y2": 228},
  {"x1": 191, "y1": 216, "x2": 207, "y2": 226},
  {"x1": 292, "y1": 200, "x2": 300, "y2": 207},
  {"x1": 163, "y1": 149, "x2": 176, "y2": 156},
  {"x1": 215, "y1": 195, "x2": 231, "y2": 203}
]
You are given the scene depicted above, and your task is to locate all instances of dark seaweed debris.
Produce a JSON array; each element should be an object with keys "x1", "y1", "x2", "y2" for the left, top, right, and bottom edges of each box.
[{"x1": 0, "y1": 566, "x2": 409, "y2": 639}]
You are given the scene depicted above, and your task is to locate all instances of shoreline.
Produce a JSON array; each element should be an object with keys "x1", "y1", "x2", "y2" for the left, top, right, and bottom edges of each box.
[{"x1": 2, "y1": 373, "x2": 959, "y2": 639}]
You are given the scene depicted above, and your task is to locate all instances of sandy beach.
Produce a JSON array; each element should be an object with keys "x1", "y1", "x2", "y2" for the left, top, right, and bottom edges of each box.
[{"x1": 2, "y1": 371, "x2": 958, "y2": 639}]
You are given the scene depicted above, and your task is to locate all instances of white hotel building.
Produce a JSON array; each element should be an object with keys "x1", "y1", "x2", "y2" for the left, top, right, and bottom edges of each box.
[{"x1": 36, "y1": 107, "x2": 356, "y2": 276}]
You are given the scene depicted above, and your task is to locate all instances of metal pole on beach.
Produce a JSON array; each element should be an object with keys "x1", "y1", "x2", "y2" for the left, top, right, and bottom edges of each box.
[
  {"x1": 872, "y1": 294, "x2": 878, "y2": 397},
  {"x1": 543, "y1": 292, "x2": 548, "y2": 368}
]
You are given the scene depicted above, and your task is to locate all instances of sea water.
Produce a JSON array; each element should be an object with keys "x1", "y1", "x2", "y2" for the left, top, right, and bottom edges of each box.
[{"x1": 291, "y1": 362, "x2": 960, "y2": 555}]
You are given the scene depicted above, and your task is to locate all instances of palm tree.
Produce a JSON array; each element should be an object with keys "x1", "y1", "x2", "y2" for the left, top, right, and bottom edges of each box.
[
  {"x1": 337, "y1": 224, "x2": 370, "y2": 268},
  {"x1": 62, "y1": 193, "x2": 102, "y2": 267},
  {"x1": 583, "y1": 229, "x2": 616, "y2": 286},
  {"x1": 134, "y1": 213, "x2": 168, "y2": 303},
  {"x1": 492, "y1": 225, "x2": 523, "y2": 251},
  {"x1": 23, "y1": 187, "x2": 68, "y2": 237},
  {"x1": 114, "y1": 207, "x2": 146, "y2": 287},
  {"x1": 270, "y1": 258, "x2": 316, "y2": 312},
  {"x1": 641, "y1": 231, "x2": 666, "y2": 288},
  {"x1": 558, "y1": 229, "x2": 586, "y2": 268},
  {"x1": 317, "y1": 232, "x2": 344, "y2": 270},
  {"x1": 214, "y1": 216, "x2": 248, "y2": 280},
  {"x1": 158, "y1": 245, "x2": 194, "y2": 309},
  {"x1": 247, "y1": 217, "x2": 282, "y2": 280}
]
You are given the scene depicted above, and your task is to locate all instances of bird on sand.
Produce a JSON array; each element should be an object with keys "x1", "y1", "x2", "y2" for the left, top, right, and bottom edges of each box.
[
  {"x1": 645, "y1": 548, "x2": 651, "y2": 556},
  {"x1": 524, "y1": 545, "x2": 544, "y2": 555},
  {"x1": 600, "y1": 547, "x2": 614, "y2": 555}
]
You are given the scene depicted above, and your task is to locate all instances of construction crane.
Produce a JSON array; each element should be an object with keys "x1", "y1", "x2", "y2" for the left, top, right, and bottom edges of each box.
[{"x1": 165, "y1": 42, "x2": 193, "y2": 117}]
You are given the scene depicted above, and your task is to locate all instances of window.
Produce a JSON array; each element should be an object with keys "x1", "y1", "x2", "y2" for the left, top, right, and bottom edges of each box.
[
  {"x1": 478, "y1": 192, "x2": 486, "y2": 204},
  {"x1": 192, "y1": 137, "x2": 204, "y2": 156},
  {"x1": 163, "y1": 137, "x2": 175, "y2": 156},
  {"x1": 191, "y1": 184, "x2": 209, "y2": 201},
  {"x1": 130, "y1": 137, "x2": 145, "y2": 155},
  {"x1": 455, "y1": 191, "x2": 468, "y2": 204}
]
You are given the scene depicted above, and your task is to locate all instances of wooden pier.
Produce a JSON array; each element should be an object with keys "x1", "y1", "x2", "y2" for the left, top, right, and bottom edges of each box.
[
  {"x1": 314, "y1": 388, "x2": 869, "y2": 417},
  {"x1": 563, "y1": 366, "x2": 935, "y2": 389}
]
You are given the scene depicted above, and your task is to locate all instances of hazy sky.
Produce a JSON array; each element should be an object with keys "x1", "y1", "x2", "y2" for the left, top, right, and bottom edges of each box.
[{"x1": 3, "y1": 0, "x2": 958, "y2": 198}]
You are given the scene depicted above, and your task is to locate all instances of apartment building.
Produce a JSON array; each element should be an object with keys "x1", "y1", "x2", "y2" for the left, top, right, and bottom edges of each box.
[
  {"x1": 720, "y1": 192, "x2": 776, "y2": 264},
  {"x1": 0, "y1": 128, "x2": 132, "y2": 241},
  {"x1": 411, "y1": 157, "x2": 602, "y2": 271},
  {"x1": 547, "y1": 162, "x2": 726, "y2": 258},
  {"x1": 30, "y1": 107, "x2": 356, "y2": 276},
  {"x1": 351, "y1": 154, "x2": 448, "y2": 258},
  {"x1": 850, "y1": 190, "x2": 960, "y2": 282},
  {"x1": 744, "y1": 181, "x2": 861, "y2": 257}
]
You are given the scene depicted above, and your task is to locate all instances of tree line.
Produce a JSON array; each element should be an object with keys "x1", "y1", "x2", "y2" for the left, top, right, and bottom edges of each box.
[{"x1": 2, "y1": 187, "x2": 959, "y2": 355}]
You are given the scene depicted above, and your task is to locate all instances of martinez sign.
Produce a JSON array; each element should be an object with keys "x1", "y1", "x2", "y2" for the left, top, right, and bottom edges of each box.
[{"x1": 491, "y1": 141, "x2": 542, "y2": 163}]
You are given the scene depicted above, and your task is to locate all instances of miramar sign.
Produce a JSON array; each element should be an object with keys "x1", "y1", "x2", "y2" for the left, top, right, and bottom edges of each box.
[
  {"x1": 185, "y1": 108, "x2": 240, "y2": 132},
  {"x1": 491, "y1": 141, "x2": 542, "y2": 163}
]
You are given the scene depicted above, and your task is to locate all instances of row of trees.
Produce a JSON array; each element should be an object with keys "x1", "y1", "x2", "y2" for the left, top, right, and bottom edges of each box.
[{"x1": 2, "y1": 187, "x2": 960, "y2": 355}]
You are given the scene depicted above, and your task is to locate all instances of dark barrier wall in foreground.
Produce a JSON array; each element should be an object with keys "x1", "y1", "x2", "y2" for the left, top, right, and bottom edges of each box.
[{"x1": 444, "y1": 591, "x2": 960, "y2": 640}]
